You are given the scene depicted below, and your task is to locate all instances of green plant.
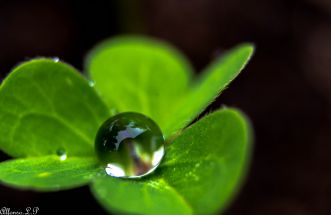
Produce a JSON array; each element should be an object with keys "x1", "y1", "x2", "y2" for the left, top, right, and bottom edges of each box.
[{"x1": 0, "y1": 36, "x2": 254, "y2": 215}]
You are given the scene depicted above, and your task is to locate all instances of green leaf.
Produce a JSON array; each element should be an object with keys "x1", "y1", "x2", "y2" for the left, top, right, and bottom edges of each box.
[
  {"x1": 91, "y1": 108, "x2": 252, "y2": 215},
  {"x1": 85, "y1": 37, "x2": 193, "y2": 132},
  {"x1": 163, "y1": 44, "x2": 254, "y2": 136},
  {"x1": 0, "y1": 59, "x2": 110, "y2": 158},
  {"x1": 0, "y1": 156, "x2": 101, "y2": 191},
  {"x1": 92, "y1": 177, "x2": 192, "y2": 215}
]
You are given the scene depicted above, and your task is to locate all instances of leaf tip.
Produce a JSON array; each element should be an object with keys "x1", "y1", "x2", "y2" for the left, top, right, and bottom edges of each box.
[{"x1": 237, "y1": 42, "x2": 256, "y2": 60}]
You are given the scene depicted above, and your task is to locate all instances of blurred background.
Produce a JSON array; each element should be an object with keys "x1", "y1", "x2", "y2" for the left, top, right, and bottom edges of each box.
[{"x1": 0, "y1": 0, "x2": 330, "y2": 214}]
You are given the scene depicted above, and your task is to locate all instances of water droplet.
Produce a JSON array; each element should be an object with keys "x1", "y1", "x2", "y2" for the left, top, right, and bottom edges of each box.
[
  {"x1": 52, "y1": 57, "x2": 60, "y2": 62},
  {"x1": 56, "y1": 148, "x2": 67, "y2": 161},
  {"x1": 88, "y1": 80, "x2": 95, "y2": 87},
  {"x1": 95, "y1": 112, "x2": 165, "y2": 178},
  {"x1": 110, "y1": 108, "x2": 118, "y2": 116}
]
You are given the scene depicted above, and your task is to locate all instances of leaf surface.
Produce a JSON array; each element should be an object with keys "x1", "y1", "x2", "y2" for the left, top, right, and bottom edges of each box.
[
  {"x1": 0, "y1": 156, "x2": 101, "y2": 191},
  {"x1": 164, "y1": 44, "x2": 254, "y2": 136},
  {"x1": 86, "y1": 37, "x2": 193, "y2": 133},
  {"x1": 91, "y1": 108, "x2": 252, "y2": 215},
  {"x1": 0, "y1": 59, "x2": 110, "y2": 157}
]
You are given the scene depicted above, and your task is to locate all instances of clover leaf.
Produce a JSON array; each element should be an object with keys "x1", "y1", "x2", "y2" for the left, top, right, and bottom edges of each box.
[{"x1": 0, "y1": 36, "x2": 254, "y2": 215}]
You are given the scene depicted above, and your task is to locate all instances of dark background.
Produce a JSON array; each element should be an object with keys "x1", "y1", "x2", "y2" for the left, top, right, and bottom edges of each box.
[{"x1": 0, "y1": 0, "x2": 331, "y2": 214}]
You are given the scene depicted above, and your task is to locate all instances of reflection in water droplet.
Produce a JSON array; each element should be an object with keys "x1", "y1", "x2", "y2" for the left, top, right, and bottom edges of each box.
[
  {"x1": 152, "y1": 147, "x2": 164, "y2": 166},
  {"x1": 52, "y1": 57, "x2": 60, "y2": 63},
  {"x1": 95, "y1": 112, "x2": 165, "y2": 178},
  {"x1": 105, "y1": 164, "x2": 125, "y2": 177},
  {"x1": 88, "y1": 80, "x2": 95, "y2": 87},
  {"x1": 56, "y1": 148, "x2": 67, "y2": 161}
]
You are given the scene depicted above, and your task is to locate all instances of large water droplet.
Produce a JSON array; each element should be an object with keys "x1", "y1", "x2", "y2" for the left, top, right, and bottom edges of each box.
[{"x1": 95, "y1": 112, "x2": 165, "y2": 178}]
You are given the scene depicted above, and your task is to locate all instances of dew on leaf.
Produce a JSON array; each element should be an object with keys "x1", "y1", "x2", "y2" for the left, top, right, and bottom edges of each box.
[
  {"x1": 56, "y1": 148, "x2": 67, "y2": 161},
  {"x1": 88, "y1": 80, "x2": 95, "y2": 87},
  {"x1": 95, "y1": 112, "x2": 165, "y2": 178},
  {"x1": 52, "y1": 57, "x2": 60, "y2": 63}
]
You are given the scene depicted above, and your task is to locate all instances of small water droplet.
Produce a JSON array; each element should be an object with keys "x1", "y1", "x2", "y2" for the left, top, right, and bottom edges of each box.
[
  {"x1": 88, "y1": 80, "x2": 95, "y2": 87},
  {"x1": 52, "y1": 57, "x2": 60, "y2": 62},
  {"x1": 95, "y1": 112, "x2": 165, "y2": 178},
  {"x1": 110, "y1": 108, "x2": 118, "y2": 116},
  {"x1": 56, "y1": 148, "x2": 67, "y2": 161}
]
